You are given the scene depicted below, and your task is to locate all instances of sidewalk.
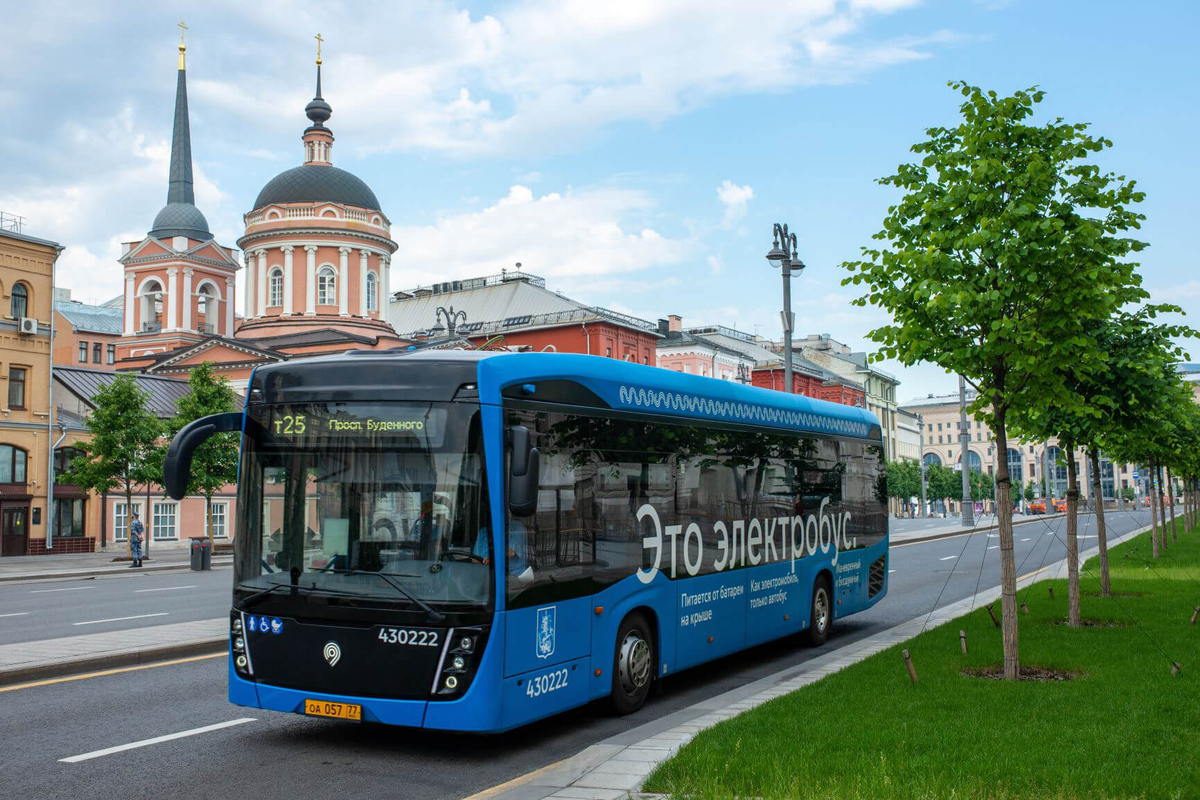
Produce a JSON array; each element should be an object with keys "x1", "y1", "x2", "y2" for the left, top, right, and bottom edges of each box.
[
  {"x1": 889, "y1": 511, "x2": 1065, "y2": 544},
  {"x1": 0, "y1": 618, "x2": 228, "y2": 686},
  {"x1": 0, "y1": 549, "x2": 232, "y2": 583}
]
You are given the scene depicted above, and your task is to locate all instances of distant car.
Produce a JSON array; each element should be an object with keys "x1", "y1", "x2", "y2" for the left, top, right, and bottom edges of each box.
[
  {"x1": 1052, "y1": 498, "x2": 1067, "y2": 513},
  {"x1": 1029, "y1": 499, "x2": 1046, "y2": 514}
]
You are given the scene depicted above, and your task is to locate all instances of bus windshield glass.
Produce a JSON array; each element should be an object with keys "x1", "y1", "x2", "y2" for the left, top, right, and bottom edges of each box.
[{"x1": 234, "y1": 401, "x2": 492, "y2": 610}]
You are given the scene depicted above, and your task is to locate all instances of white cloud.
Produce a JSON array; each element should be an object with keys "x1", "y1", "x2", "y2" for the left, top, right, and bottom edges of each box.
[
  {"x1": 716, "y1": 180, "x2": 754, "y2": 228},
  {"x1": 707, "y1": 254, "x2": 723, "y2": 274},
  {"x1": 389, "y1": 184, "x2": 693, "y2": 294}
]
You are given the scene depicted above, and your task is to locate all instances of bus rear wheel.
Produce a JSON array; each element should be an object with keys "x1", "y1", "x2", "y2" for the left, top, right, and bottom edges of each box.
[
  {"x1": 804, "y1": 576, "x2": 832, "y2": 647},
  {"x1": 610, "y1": 612, "x2": 654, "y2": 715}
]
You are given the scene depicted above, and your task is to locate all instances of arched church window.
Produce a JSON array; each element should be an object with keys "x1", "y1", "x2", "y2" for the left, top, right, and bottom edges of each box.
[
  {"x1": 10, "y1": 283, "x2": 28, "y2": 319},
  {"x1": 197, "y1": 284, "x2": 218, "y2": 333},
  {"x1": 268, "y1": 268, "x2": 284, "y2": 307},
  {"x1": 366, "y1": 272, "x2": 378, "y2": 312},
  {"x1": 140, "y1": 280, "x2": 164, "y2": 333},
  {"x1": 317, "y1": 267, "x2": 336, "y2": 306}
]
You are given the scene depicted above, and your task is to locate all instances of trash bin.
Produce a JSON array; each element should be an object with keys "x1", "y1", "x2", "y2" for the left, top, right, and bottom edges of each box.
[{"x1": 190, "y1": 537, "x2": 212, "y2": 571}]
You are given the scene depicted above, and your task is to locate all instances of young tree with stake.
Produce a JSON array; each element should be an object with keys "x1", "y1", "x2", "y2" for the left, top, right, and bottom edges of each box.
[{"x1": 844, "y1": 83, "x2": 1149, "y2": 678}]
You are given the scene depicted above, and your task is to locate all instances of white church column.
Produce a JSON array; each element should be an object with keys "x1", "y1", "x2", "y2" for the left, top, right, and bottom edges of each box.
[
  {"x1": 225, "y1": 277, "x2": 235, "y2": 334},
  {"x1": 166, "y1": 267, "x2": 178, "y2": 331},
  {"x1": 282, "y1": 245, "x2": 294, "y2": 316},
  {"x1": 338, "y1": 246, "x2": 350, "y2": 316},
  {"x1": 124, "y1": 274, "x2": 135, "y2": 335},
  {"x1": 244, "y1": 253, "x2": 255, "y2": 320},
  {"x1": 359, "y1": 249, "x2": 369, "y2": 316},
  {"x1": 182, "y1": 268, "x2": 193, "y2": 331},
  {"x1": 256, "y1": 250, "x2": 268, "y2": 318},
  {"x1": 380, "y1": 255, "x2": 390, "y2": 318},
  {"x1": 304, "y1": 246, "x2": 317, "y2": 315}
]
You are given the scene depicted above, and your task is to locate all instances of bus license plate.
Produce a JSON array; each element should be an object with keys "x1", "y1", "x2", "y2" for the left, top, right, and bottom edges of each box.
[{"x1": 304, "y1": 699, "x2": 362, "y2": 721}]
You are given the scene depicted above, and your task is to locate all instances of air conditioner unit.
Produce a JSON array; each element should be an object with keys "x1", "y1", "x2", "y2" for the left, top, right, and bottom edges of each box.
[{"x1": 18, "y1": 317, "x2": 38, "y2": 335}]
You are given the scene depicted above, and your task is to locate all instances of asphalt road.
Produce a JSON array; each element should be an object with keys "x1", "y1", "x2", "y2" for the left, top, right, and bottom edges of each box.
[
  {"x1": 3, "y1": 508, "x2": 1151, "y2": 800},
  {"x1": 0, "y1": 568, "x2": 231, "y2": 644}
]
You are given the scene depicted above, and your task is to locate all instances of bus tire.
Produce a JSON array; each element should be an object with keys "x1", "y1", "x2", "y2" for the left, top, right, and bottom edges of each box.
[
  {"x1": 610, "y1": 612, "x2": 654, "y2": 716},
  {"x1": 804, "y1": 576, "x2": 832, "y2": 647}
]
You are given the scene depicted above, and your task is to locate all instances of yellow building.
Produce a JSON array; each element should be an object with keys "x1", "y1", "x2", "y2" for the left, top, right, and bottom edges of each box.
[{"x1": 0, "y1": 222, "x2": 64, "y2": 556}]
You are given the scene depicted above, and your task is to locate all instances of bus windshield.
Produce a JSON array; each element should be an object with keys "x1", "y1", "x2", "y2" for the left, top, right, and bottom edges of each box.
[{"x1": 233, "y1": 400, "x2": 492, "y2": 611}]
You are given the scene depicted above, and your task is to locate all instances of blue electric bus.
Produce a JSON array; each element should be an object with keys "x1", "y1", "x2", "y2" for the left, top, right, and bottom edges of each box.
[{"x1": 164, "y1": 350, "x2": 887, "y2": 732}]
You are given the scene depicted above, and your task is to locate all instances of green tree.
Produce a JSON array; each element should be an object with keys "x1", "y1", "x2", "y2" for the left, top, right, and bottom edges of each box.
[
  {"x1": 843, "y1": 83, "x2": 1148, "y2": 678},
  {"x1": 60, "y1": 374, "x2": 163, "y2": 557},
  {"x1": 167, "y1": 362, "x2": 240, "y2": 542},
  {"x1": 886, "y1": 459, "x2": 921, "y2": 506},
  {"x1": 1024, "y1": 480, "x2": 1035, "y2": 503}
]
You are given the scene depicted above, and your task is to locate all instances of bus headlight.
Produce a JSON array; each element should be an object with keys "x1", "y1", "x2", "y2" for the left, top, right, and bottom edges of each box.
[
  {"x1": 232, "y1": 618, "x2": 243, "y2": 633},
  {"x1": 459, "y1": 636, "x2": 473, "y2": 652},
  {"x1": 452, "y1": 655, "x2": 466, "y2": 670},
  {"x1": 444, "y1": 676, "x2": 458, "y2": 690},
  {"x1": 235, "y1": 655, "x2": 248, "y2": 669},
  {"x1": 233, "y1": 637, "x2": 245, "y2": 652},
  {"x1": 434, "y1": 627, "x2": 487, "y2": 699}
]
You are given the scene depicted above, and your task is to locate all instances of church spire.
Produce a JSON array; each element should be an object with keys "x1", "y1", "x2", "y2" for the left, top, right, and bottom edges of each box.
[
  {"x1": 149, "y1": 22, "x2": 211, "y2": 241},
  {"x1": 302, "y1": 35, "x2": 335, "y2": 165},
  {"x1": 167, "y1": 22, "x2": 195, "y2": 206}
]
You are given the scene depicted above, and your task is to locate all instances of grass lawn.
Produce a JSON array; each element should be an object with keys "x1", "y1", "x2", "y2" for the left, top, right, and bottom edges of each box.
[{"x1": 644, "y1": 519, "x2": 1200, "y2": 800}]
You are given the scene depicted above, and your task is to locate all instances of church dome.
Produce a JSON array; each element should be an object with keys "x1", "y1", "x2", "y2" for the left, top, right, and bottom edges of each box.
[
  {"x1": 252, "y1": 165, "x2": 381, "y2": 212},
  {"x1": 149, "y1": 201, "x2": 212, "y2": 241}
]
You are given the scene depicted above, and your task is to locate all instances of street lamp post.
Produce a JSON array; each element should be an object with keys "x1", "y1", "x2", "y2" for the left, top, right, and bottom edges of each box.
[
  {"x1": 959, "y1": 374, "x2": 974, "y2": 528},
  {"x1": 766, "y1": 224, "x2": 805, "y2": 394},
  {"x1": 918, "y1": 412, "x2": 927, "y2": 518}
]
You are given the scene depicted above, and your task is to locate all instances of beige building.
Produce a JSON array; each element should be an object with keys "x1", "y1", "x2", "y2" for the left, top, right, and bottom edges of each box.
[
  {"x1": 896, "y1": 408, "x2": 922, "y2": 462},
  {"x1": 1, "y1": 222, "x2": 64, "y2": 555},
  {"x1": 900, "y1": 390, "x2": 1135, "y2": 506}
]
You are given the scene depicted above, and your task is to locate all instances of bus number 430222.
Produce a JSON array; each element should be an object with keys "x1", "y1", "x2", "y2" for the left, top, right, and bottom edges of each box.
[
  {"x1": 377, "y1": 628, "x2": 439, "y2": 647},
  {"x1": 526, "y1": 668, "x2": 569, "y2": 698}
]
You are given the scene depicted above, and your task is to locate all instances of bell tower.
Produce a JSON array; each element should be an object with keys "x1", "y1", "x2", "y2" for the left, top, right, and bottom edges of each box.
[{"x1": 116, "y1": 25, "x2": 241, "y2": 364}]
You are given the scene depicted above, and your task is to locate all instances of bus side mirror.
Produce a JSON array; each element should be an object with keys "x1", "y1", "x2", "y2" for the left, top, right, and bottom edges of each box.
[
  {"x1": 163, "y1": 412, "x2": 243, "y2": 500},
  {"x1": 508, "y1": 425, "x2": 540, "y2": 517}
]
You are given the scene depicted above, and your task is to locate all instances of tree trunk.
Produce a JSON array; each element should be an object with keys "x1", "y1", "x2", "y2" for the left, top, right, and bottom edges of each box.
[
  {"x1": 1089, "y1": 446, "x2": 1110, "y2": 597},
  {"x1": 993, "y1": 409, "x2": 1019, "y2": 680},
  {"x1": 1149, "y1": 460, "x2": 1160, "y2": 558},
  {"x1": 1065, "y1": 442, "x2": 1081, "y2": 627},
  {"x1": 206, "y1": 494, "x2": 214, "y2": 544},
  {"x1": 124, "y1": 488, "x2": 134, "y2": 559},
  {"x1": 1157, "y1": 463, "x2": 1168, "y2": 552},
  {"x1": 1166, "y1": 468, "x2": 1177, "y2": 543}
]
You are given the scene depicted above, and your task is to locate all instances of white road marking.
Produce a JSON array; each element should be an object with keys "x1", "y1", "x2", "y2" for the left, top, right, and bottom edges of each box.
[
  {"x1": 134, "y1": 585, "x2": 198, "y2": 593},
  {"x1": 29, "y1": 587, "x2": 92, "y2": 594},
  {"x1": 888, "y1": 569, "x2": 897, "y2": 573},
  {"x1": 1020, "y1": 537, "x2": 1031, "y2": 542},
  {"x1": 988, "y1": 545, "x2": 999, "y2": 550},
  {"x1": 59, "y1": 718, "x2": 257, "y2": 763},
  {"x1": 0, "y1": 612, "x2": 30, "y2": 618},
  {"x1": 939, "y1": 555, "x2": 957, "y2": 561},
  {"x1": 72, "y1": 613, "x2": 168, "y2": 626},
  {"x1": 986, "y1": 533, "x2": 999, "y2": 538}
]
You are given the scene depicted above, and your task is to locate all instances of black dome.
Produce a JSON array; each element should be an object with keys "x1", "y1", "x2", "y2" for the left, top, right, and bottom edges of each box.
[
  {"x1": 253, "y1": 165, "x2": 381, "y2": 212},
  {"x1": 148, "y1": 202, "x2": 212, "y2": 241}
]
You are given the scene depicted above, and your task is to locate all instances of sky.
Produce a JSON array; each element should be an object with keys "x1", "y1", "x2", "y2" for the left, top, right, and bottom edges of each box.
[{"x1": 2, "y1": 0, "x2": 1197, "y2": 401}]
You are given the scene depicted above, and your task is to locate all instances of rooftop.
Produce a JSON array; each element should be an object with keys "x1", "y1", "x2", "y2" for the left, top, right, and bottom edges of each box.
[
  {"x1": 54, "y1": 366, "x2": 243, "y2": 418},
  {"x1": 55, "y1": 301, "x2": 123, "y2": 336}
]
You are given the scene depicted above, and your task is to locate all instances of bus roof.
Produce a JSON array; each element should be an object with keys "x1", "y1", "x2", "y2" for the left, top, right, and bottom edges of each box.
[{"x1": 247, "y1": 349, "x2": 882, "y2": 441}]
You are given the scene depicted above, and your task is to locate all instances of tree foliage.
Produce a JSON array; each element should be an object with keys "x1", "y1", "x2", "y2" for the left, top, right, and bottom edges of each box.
[{"x1": 167, "y1": 362, "x2": 240, "y2": 542}]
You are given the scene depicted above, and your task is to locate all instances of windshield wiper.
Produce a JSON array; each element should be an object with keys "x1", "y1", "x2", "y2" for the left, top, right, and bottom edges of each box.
[
  {"x1": 238, "y1": 581, "x2": 372, "y2": 610},
  {"x1": 333, "y1": 569, "x2": 445, "y2": 623}
]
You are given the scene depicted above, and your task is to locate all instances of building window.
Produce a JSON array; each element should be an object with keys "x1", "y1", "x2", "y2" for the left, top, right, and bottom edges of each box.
[
  {"x1": 938, "y1": 435, "x2": 943, "y2": 444},
  {"x1": 606, "y1": 347, "x2": 612, "y2": 358},
  {"x1": 54, "y1": 447, "x2": 84, "y2": 480},
  {"x1": 92, "y1": 342, "x2": 102, "y2": 364},
  {"x1": 53, "y1": 498, "x2": 86, "y2": 538},
  {"x1": 78, "y1": 341, "x2": 89, "y2": 363},
  {"x1": 10, "y1": 282, "x2": 28, "y2": 318},
  {"x1": 152, "y1": 501, "x2": 177, "y2": 540},
  {"x1": 317, "y1": 267, "x2": 336, "y2": 305},
  {"x1": 113, "y1": 502, "x2": 142, "y2": 542},
  {"x1": 268, "y1": 268, "x2": 284, "y2": 307},
  {"x1": 1029, "y1": 445, "x2": 1035, "y2": 454},
  {"x1": 0, "y1": 445, "x2": 27, "y2": 483},
  {"x1": 207, "y1": 503, "x2": 228, "y2": 538},
  {"x1": 366, "y1": 271, "x2": 378, "y2": 312},
  {"x1": 107, "y1": 344, "x2": 116, "y2": 364},
  {"x1": 8, "y1": 367, "x2": 27, "y2": 409}
]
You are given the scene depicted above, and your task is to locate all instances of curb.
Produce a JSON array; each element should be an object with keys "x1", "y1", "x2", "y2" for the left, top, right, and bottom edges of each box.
[
  {"x1": 892, "y1": 511, "x2": 1070, "y2": 547},
  {"x1": 0, "y1": 637, "x2": 228, "y2": 687},
  {"x1": 0, "y1": 558, "x2": 233, "y2": 584},
  {"x1": 476, "y1": 522, "x2": 1151, "y2": 800}
]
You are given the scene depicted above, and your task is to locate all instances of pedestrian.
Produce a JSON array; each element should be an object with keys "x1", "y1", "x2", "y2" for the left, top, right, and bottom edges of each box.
[{"x1": 129, "y1": 510, "x2": 144, "y2": 568}]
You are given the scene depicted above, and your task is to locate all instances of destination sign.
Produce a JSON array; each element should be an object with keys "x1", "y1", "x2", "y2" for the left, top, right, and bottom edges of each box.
[{"x1": 261, "y1": 404, "x2": 447, "y2": 448}]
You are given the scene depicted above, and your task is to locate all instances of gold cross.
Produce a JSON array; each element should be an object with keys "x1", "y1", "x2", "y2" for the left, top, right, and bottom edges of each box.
[
  {"x1": 315, "y1": 33, "x2": 323, "y2": 65},
  {"x1": 179, "y1": 21, "x2": 187, "y2": 45},
  {"x1": 178, "y1": 21, "x2": 188, "y2": 69}
]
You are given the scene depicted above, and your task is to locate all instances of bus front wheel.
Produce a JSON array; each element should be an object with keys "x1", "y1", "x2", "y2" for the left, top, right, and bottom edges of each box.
[
  {"x1": 610, "y1": 612, "x2": 654, "y2": 715},
  {"x1": 804, "y1": 577, "x2": 832, "y2": 647}
]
